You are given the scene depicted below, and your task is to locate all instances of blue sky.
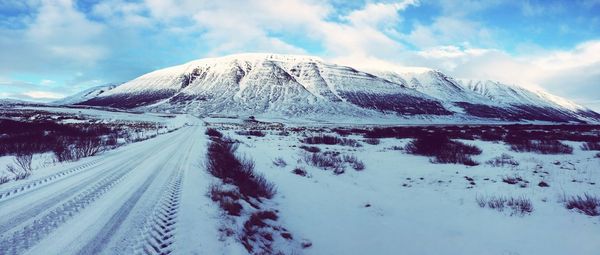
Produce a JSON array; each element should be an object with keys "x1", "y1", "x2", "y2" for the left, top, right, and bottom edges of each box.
[{"x1": 1, "y1": 0, "x2": 599, "y2": 110}]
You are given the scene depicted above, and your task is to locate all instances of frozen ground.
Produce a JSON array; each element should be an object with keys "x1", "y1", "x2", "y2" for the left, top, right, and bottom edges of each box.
[
  {"x1": 1, "y1": 109, "x2": 599, "y2": 254},
  {"x1": 220, "y1": 125, "x2": 600, "y2": 255}
]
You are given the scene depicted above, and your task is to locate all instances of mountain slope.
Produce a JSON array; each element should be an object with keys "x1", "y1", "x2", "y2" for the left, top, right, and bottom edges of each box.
[
  {"x1": 77, "y1": 53, "x2": 599, "y2": 123},
  {"x1": 81, "y1": 54, "x2": 450, "y2": 119},
  {"x1": 370, "y1": 66, "x2": 599, "y2": 122},
  {"x1": 55, "y1": 84, "x2": 118, "y2": 105}
]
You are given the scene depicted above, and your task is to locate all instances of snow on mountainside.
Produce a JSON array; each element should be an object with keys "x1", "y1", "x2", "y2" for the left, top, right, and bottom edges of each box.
[
  {"x1": 457, "y1": 79, "x2": 600, "y2": 122},
  {"x1": 54, "y1": 84, "x2": 118, "y2": 105},
  {"x1": 81, "y1": 53, "x2": 450, "y2": 119},
  {"x1": 76, "y1": 53, "x2": 600, "y2": 123},
  {"x1": 0, "y1": 98, "x2": 43, "y2": 106}
]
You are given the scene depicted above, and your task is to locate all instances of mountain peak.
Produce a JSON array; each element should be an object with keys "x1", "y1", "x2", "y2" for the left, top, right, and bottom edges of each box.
[
  {"x1": 69, "y1": 53, "x2": 598, "y2": 123},
  {"x1": 186, "y1": 53, "x2": 324, "y2": 66}
]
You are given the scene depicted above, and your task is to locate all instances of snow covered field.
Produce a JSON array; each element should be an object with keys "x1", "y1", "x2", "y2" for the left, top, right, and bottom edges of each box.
[
  {"x1": 216, "y1": 122, "x2": 600, "y2": 255},
  {"x1": 0, "y1": 108, "x2": 599, "y2": 254}
]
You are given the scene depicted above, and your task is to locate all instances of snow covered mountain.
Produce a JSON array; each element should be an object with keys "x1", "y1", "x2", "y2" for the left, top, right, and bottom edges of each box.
[
  {"x1": 54, "y1": 84, "x2": 118, "y2": 105},
  {"x1": 0, "y1": 98, "x2": 42, "y2": 106},
  {"x1": 73, "y1": 53, "x2": 599, "y2": 123}
]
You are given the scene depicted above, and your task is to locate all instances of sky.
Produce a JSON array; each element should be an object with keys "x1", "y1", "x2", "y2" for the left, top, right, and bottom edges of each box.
[{"x1": 0, "y1": 0, "x2": 599, "y2": 110}]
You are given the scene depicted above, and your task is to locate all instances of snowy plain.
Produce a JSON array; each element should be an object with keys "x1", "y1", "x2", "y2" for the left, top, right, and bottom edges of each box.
[
  {"x1": 0, "y1": 107, "x2": 598, "y2": 254},
  {"x1": 217, "y1": 121, "x2": 600, "y2": 255}
]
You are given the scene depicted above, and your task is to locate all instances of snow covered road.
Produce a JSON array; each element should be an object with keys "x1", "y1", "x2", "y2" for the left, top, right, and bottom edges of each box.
[{"x1": 0, "y1": 123, "x2": 222, "y2": 255}]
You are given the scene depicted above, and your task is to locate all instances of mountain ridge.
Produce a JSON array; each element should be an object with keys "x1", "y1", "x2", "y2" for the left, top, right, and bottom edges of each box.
[{"x1": 69, "y1": 53, "x2": 599, "y2": 123}]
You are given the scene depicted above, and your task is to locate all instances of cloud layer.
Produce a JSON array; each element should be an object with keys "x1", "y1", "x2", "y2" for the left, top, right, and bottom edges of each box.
[{"x1": 0, "y1": 0, "x2": 598, "y2": 110}]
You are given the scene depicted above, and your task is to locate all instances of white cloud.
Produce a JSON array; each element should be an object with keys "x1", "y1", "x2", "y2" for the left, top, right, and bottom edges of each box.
[
  {"x1": 402, "y1": 40, "x2": 600, "y2": 109},
  {"x1": 532, "y1": 41, "x2": 600, "y2": 70},
  {"x1": 23, "y1": 90, "x2": 64, "y2": 99},
  {"x1": 40, "y1": 79, "x2": 55, "y2": 86},
  {"x1": 186, "y1": 0, "x2": 330, "y2": 56},
  {"x1": 0, "y1": 0, "x2": 107, "y2": 76},
  {"x1": 26, "y1": 0, "x2": 107, "y2": 64},
  {"x1": 405, "y1": 16, "x2": 495, "y2": 48},
  {"x1": 344, "y1": 0, "x2": 418, "y2": 27}
]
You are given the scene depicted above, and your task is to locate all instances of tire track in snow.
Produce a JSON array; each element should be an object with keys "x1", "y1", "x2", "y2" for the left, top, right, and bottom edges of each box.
[
  {"x1": 133, "y1": 169, "x2": 183, "y2": 255},
  {"x1": 0, "y1": 164, "x2": 133, "y2": 255},
  {"x1": 0, "y1": 159, "x2": 102, "y2": 201},
  {"x1": 125, "y1": 127, "x2": 195, "y2": 255},
  {"x1": 76, "y1": 127, "x2": 194, "y2": 255},
  {"x1": 75, "y1": 166, "x2": 165, "y2": 255},
  {"x1": 0, "y1": 130, "x2": 185, "y2": 254},
  {"x1": 0, "y1": 144, "x2": 162, "y2": 236}
]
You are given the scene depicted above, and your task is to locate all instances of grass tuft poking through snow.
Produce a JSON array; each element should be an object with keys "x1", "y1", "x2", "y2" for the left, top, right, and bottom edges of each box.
[
  {"x1": 236, "y1": 130, "x2": 267, "y2": 137},
  {"x1": 581, "y1": 142, "x2": 600, "y2": 151},
  {"x1": 272, "y1": 157, "x2": 287, "y2": 167},
  {"x1": 302, "y1": 152, "x2": 345, "y2": 174},
  {"x1": 0, "y1": 175, "x2": 9, "y2": 185},
  {"x1": 342, "y1": 155, "x2": 365, "y2": 171},
  {"x1": 6, "y1": 163, "x2": 31, "y2": 180},
  {"x1": 363, "y1": 138, "x2": 380, "y2": 145},
  {"x1": 301, "y1": 135, "x2": 361, "y2": 147},
  {"x1": 565, "y1": 194, "x2": 600, "y2": 216},
  {"x1": 302, "y1": 151, "x2": 366, "y2": 174},
  {"x1": 291, "y1": 167, "x2": 308, "y2": 177},
  {"x1": 209, "y1": 184, "x2": 243, "y2": 216},
  {"x1": 476, "y1": 195, "x2": 533, "y2": 216},
  {"x1": 299, "y1": 145, "x2": 320, "y2": 153},
  {"x1": 507, "y1": 139, "x2": 573, "y2": 154},
  {"x1": 405, "y1": 134, "x2": 481, "y2": 166},
  {"x1": 485, "y1": 153, "x2": 519, "y2": 167}
]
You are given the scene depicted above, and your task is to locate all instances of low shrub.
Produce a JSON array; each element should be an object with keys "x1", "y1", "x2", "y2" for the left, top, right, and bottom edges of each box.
[
  {"x1": 272, "y1": 157, "x2": 287, "y2": 167},
  {"x1": 581, "y1": 142, "x2": 600, "y2": 151},
  {"x1": 14, "y1": 153, "x2": 33, "y2": 172},
  {"x1": 206, "y1": 137, "x2": 276, "y2": 199},
  {"x1": 301, "y1": 135, "x2": 361, "y2": 147},
  {"x1": 476, "y1": 195, "x2": 533, "y2": 216},
  {"x1": 480, "y1": 130, "x2": 504, "y2": 141},
  {"x1": 299, "y1": 145, "x2": 320, "y2": 153},
  {"x1": 342, "y1": 155, "x2": 365, "y2": 171},
  {"x1": 292, "y1": 167, "x2": 308, "y2": 177},
  {"x1": 206, "y1": 128, "x2": 223, "y2": 138},
  {"x1": 209, "y1": 184, "x2": 243, "y2": 216},
  {"x1": 241, "y1": 210, "x2": 279, "y2": 253},
  {"x1": 0, "y1": 118, "x2": 148, "y2": 162},
  {"x1": 565, "y1": 194, "x2": 599, "y2": 216},
  {"x1": 6, "y1": 164, "x2": 31, "y2": 181},
  {"x1": 236, "y1": 130, "x2": 266, "y2": 137},
  {"x1": 0, "y1": 176, "x2": 9, "y2": 185},
  {"x1": 508, "y1": 139, "x2": 573, "y2": 154},
  {"x1": 486, "y1": 153, "x2": 519, "y2": 167},
  {"x1": 405, "y1": 134, "x2": 481, "y2": 166},
  {"x1": 13, "y1": 171, "x2": 31, "y2": 180},
  {"x1": 302, "y1": 152, "x2": 344, "y2": 174},
  {"x1": 209, "y1": 184, "x2": 241, "y2": 201},
  {"x1": 363, "y1": 138, "x2": 380, "y2": 145},
  {"x1": 502, "y1": 175, "x2": 525, "y2": 185}
]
